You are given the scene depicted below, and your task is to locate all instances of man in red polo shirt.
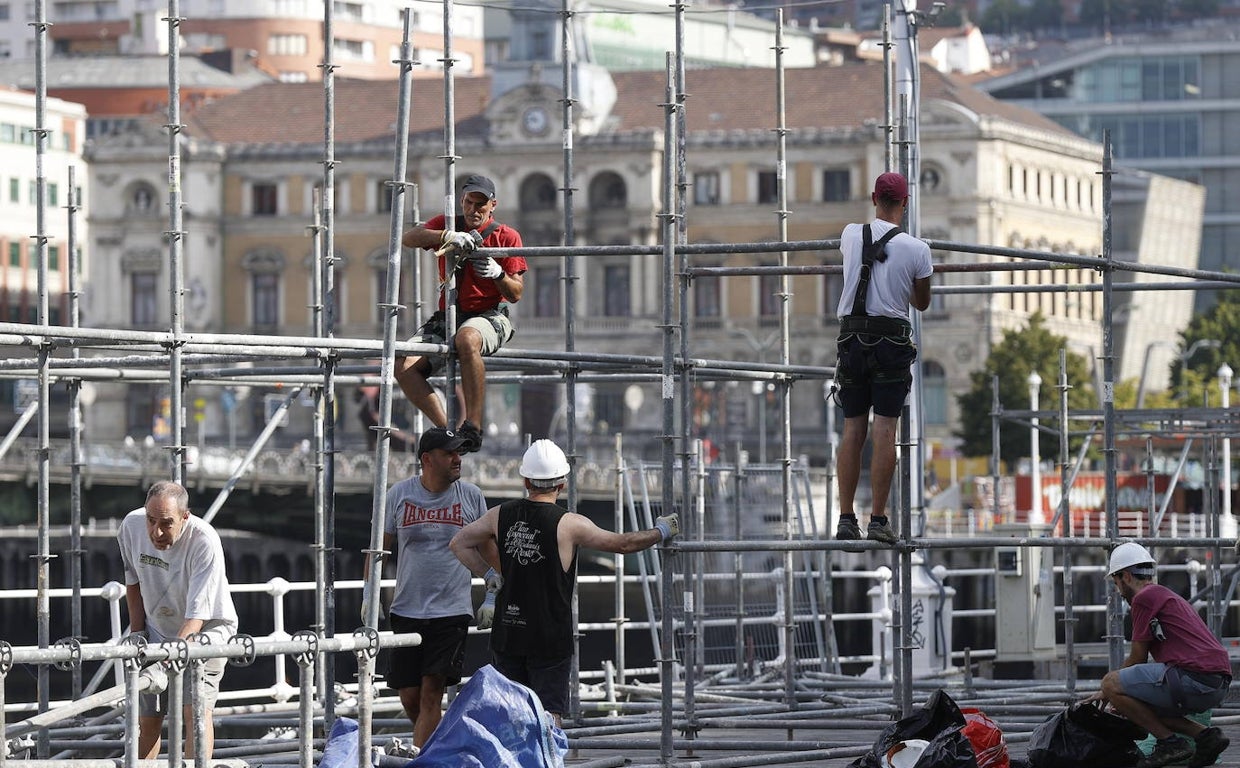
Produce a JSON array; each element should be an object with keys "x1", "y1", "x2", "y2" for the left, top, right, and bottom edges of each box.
[{"x1": 398, "y1": 175, "x2": 527, "y2": 453}]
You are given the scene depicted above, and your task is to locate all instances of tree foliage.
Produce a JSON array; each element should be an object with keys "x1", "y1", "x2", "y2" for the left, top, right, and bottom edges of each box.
[
  {"x1": 1173, "y1": 291, "x2": 1240, "y2": 407},
  {"x1": 980, "y1": 0, "x2": 1028, "y2": 35},
  {"x1": 955, "y1": 313, "x2": 1096, "y2": 463}
]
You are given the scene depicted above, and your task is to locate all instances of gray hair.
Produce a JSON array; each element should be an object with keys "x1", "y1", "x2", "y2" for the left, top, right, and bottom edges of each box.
[
  {"x1": 528, "y1": 475, "x2": 567, "y2": 490},
  {"x1": 146, "y1": 481, "x2": 189, "y2": 513}
]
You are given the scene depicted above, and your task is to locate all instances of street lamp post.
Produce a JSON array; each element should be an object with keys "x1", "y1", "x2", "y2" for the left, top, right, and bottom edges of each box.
[
  {"x1": 1178, "y1": 339, "x2": 1222, "y2": 400},
  {"x1": 752, "y1": 381, "x2": 767, "y2": 464},
  {"x1": 1028, "y1": 370, "x2": 1043, "y2": 525},
  {"x1": 729, "y1": 328, "x2": 780, "y2": 464},
  {"x1": 1136, "y1": 340, "x2": 1176, "y2": 409},
  {"x1": 1219, "y1": 363, "x2": 1233, "y2": 535}
]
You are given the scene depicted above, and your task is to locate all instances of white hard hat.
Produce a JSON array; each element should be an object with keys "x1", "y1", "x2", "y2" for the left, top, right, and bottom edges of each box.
[
  {"x1": 1108, "y1": 541, "x2": 1156, "y2": 577},
  {"x1": 883, "y1": 739, "x2": 930, "y2": 768},
  {"x1": 519, "y1": 439, "x2": 570, "y2": 481}
]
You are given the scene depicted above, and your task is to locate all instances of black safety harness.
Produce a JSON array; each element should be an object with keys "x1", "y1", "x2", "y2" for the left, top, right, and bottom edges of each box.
[
  {"x1": 427, "y1": 219, "x2": 513, "y2": 342},
  {"x1": 840, "y1": 224, "x2": 912, "y2": 339},
  {"x1": 831, "y1": 224, "x2": 917, "y2": 400}
]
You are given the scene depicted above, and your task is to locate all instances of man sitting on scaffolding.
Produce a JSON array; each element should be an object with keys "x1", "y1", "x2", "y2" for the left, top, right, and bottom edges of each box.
[{"x1": 397, "y1": 174, "x2": 526, "y2": 453}]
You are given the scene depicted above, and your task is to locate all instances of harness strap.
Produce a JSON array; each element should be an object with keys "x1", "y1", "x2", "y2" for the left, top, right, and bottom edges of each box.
[
  {"x1": 848, "y1": 223, "x2": 904, "y2": 318},
  {"x1": 476, "y1": 220, "x2": 500, "y2": 240}
]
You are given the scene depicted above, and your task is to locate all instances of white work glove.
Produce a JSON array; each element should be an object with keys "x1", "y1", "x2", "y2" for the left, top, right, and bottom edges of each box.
[
  {"x1": 655, "y1": 513, "x2": 680, "y2": 542},
  {"x1": 128, "y1": 629, "x2": 148, "y2": 643},
  {"x1": 442, "y1": 230, "x2": 480, "y2": 253},
  {"x1": 138, "y1": 663, "x2": 168, "y2": 695},
  {"x1": 484, "y1": 567, "x2": 504, "y2": 593},
  {"x1": 476, "y1": 590, "x2": 497, "y2": 630},
  {"x1": 470, "y1": 256, "x2": 503, "y2": 280},
  {"x1": 360, "y1": 581, "x2": 385, "y2": 625}
]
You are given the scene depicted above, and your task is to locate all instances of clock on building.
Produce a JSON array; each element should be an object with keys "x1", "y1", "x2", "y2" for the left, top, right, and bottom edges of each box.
[{"x1": 521, "y1": 106, "x2": 550, "y2": 137}]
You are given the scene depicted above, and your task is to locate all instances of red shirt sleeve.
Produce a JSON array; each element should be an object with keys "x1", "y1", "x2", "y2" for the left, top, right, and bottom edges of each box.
[{"x1": 421, "y1": 215, "x2": 525, "y2": 313}]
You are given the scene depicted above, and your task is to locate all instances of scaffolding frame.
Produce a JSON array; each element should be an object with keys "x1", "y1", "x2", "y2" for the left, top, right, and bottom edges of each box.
[{"x1": 1, "y1": 0, "x2": 1239, "y2": 766}]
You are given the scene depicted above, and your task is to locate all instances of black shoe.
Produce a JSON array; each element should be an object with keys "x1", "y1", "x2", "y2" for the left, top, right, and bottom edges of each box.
[
  {"x1": 1188, "y1": 727, "x2": 1229, "y2": 768},
  {"x1": 867, "y1": 518, "x2": 898, "y2": 544},
  {"x1": 1138, "y1": 736, "x2": 1194, "y2": 768},
  {"x1": 457, "y1": 420, "x2": 483, "y2": 453},
  {"x1": 835, "y1": 517, "x2": 861, "y2": 540}
]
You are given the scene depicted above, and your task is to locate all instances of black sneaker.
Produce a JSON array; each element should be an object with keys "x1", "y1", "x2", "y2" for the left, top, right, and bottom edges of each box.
[
  {"x1": 835, "y1": 516, "x2": 861, "y2": 540},
  {"x1": 457, "y1": 420, "x2": 483, "y2": 453},
  {"x1": 1138, "y1": 736, "x2": 1194, "y2": 768},
  {"x1": 867, "y1": 518, "x2": 898, "y2": 544},
  {"x1": 1188, "y1": 727, "x2": 1229, "y2": 768}
]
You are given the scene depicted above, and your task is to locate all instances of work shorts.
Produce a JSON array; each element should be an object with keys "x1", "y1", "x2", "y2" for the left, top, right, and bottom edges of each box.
[
  {"x1": 386, "y1": 613, "x2": 471, "y2": 690},
  {"x1": 835, "y1": 335, "x2": 917, "y2": 418}
]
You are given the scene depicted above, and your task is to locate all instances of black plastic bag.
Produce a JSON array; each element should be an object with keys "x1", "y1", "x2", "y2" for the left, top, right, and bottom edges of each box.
[
  {"x1": 848, "y1": 690, "x2": 980, "y2": 768},
  {"x1": 1027, "y1": 702, "x2": 1146, "y2": 768}
]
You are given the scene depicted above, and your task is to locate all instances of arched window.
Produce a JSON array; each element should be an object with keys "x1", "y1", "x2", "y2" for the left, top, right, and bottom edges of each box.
[
  {"x1": 588, "y1": 172, "x2": 627, "y2": 209},
  {"x1": 127, "y1": 182, "x2": 158, "y2": 215},
  {"x1": 519, "y1": 173, "x2": 557, "y2": 211},
  {"x1": 242, "y1": 249, "x2": 285, "y2": 328},
  {"x1": 923, "y1": 360, "x2": 947, "y2": 425}
]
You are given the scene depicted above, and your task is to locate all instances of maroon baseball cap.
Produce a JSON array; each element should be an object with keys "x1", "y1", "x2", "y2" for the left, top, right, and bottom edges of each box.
[{"x1": 873, "y1": 172, "x2": 909, "y2": 202}]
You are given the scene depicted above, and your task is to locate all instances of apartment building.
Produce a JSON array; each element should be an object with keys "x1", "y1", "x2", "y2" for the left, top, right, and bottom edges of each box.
[
  {"x1": 79, "y1": 60, "x2": 1200, "y2": 461},
  {"x1": 0, "y1": 86, "x2": 88, "y2": 433},
  {"x1": 0, "y1": 0, "x2": 484, "y2": 81}
]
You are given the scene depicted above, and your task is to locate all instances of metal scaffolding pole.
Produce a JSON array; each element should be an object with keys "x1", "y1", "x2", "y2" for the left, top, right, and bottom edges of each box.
[
  {"x1": 560, "y1": 0, "x2": 583, "y2": 726},
  {"x1": 658, "y1": 56, "x2": 679, "y2": 766},
  {"x1": 772, "y1": 13, "x2": 797, "y2": 711},
  {"x1": 318, "y1": 0, "x2": 339, "y2": 728},
  {"x1": 165, "y1": 0, "x2": 187, "y2": 484},
  {"x1": 66, "y1": 168, "x2": 84, "y2": 701},
  {"x1": 670, "y1": 0, "x2": 703, "y2": 742},
  {"x1": 31, "y1": 0, "x2": 51, "y2": 755},
  {"x1": 1101, "y1": 135, "x2": 1123, "y2": 670},
  {"x1": 440, "y1": 0, "x2": 461, "y2": 428},
  {"x1": 362, "y1": 7, "x2": 416, "y2": 635}
]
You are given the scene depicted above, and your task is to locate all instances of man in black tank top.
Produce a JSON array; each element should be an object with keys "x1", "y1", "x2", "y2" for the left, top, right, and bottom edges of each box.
[{"x1": 450, "y1": 439, "x2": 679, "y2": 725}]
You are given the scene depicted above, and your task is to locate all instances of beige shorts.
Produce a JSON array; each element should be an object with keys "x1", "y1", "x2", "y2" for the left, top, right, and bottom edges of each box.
[
  {"x1": 139, "y1": 656, "x2": 226, "y2": 717},
  {"x1": 408, "y1": 308, "x2": 514, "y2": 374}
]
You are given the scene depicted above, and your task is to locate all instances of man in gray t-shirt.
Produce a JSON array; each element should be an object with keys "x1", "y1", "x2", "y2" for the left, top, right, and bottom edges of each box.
[{"x1": 365, "y1": 426, "x2": 487, "y2": 748}]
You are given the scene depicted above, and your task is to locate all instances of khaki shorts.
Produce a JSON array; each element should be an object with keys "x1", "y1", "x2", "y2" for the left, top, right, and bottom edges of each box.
[
  {"x1": 408, "y1": 308, "x2": 514, "y2": 375},
  {"x1": 139, "y1": 656, "x2": 226, "y2": 717}
]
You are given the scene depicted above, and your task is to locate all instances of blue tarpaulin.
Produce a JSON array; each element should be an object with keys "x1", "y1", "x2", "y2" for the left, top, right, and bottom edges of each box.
[
  {"x1": 410, "y1": 664, "x2": 568, "y2": 768},
  {"x1": 316, "y1": 665, "x2": 568, "y2": 768}
]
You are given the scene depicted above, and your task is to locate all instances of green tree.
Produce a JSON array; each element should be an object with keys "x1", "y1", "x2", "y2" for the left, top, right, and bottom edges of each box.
[
  {"x1": 1173, "y1": 291, "x2": 1240, "y2": 406},
  {"x1": 1113, "y1": 378, "x2": 1176, "y2": 410},
  {"x1": 1078, "y1": 0, "x2": 1130, "y2": 30},
  {"x1": 936, "y1": 4, "x2": 966, "y2": 26},
  {"x1": 979, "y1": 0, "x2": 1028, "y2": 35},
  {"x1": 1026, "y1": 0, "x2": 1065, "y2": 32},
  {"x1": 955, "y1": 313, "x2": 1096, "y2": 463},
  {"x1": 1177, "y1": 0, "x2": 1219, "y2": 19},
  {"x1": 1131, "y1": 0, "x2": 1170, "y2": 23}
]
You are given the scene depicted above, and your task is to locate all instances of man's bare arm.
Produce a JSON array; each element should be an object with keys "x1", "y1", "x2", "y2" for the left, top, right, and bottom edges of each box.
[
  {"x1": 125, "y1": 583, "x2": 146, "y2": 632},
  {"x1": 912, "y1": 275, "x2": 931, "y2": 311},
  {"x1": 450, "y1": 507, "x2": 502, "y2": 575}
]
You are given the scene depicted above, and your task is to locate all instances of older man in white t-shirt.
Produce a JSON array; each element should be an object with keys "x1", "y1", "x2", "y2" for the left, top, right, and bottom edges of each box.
[{"x1": 117, "y1": 480, "x2": 237, "y2": 760}]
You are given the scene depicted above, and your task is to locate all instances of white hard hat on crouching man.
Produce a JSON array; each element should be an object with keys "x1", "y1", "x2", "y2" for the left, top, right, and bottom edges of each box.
[
  {"x1": 1085, "y1": 542, "x2": 1232, "y2": 768},
  {"x1": 450, "y1": 438, "x2": 679, "y2": 727}
]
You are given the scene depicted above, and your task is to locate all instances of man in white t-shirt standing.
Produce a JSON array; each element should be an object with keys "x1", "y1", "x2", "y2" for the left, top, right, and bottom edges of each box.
[
  {"x1": 117, "y1": 480, "x2": 238, "y2": 759},
  {"x1": 833, "y1": 172, "x2": 933, "y2": 545}
]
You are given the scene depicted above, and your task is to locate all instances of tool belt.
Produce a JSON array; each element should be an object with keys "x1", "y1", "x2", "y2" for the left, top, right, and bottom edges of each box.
[{"x1": 839, "y1": 315, "x2": 912, "y2": 340}]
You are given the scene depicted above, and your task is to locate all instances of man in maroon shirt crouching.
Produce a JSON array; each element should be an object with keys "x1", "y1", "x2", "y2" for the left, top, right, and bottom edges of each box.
[{"x1": 1090, "y1": 542, "x2": 1231, "y2": 768}]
